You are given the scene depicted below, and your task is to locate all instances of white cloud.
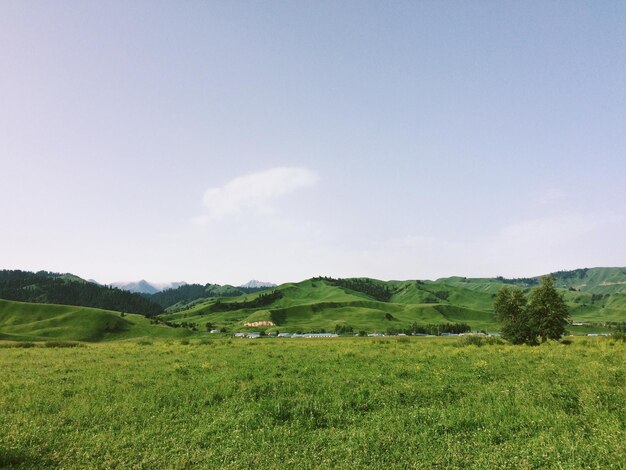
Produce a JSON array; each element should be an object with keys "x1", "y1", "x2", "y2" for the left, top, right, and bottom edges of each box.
[
  {"x1": 288, "y1": 212, "x2": 626, "y2": 282},
  {"x1": 196, "y1": 167, "x2": 319, "y2": 222}
]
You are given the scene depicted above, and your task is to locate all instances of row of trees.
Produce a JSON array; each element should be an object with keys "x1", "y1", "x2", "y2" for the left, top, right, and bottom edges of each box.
[
  {"x1": 208, "y1": 290, "x2": 284, "y2": 312},
  {"x1": 333, "y1": 322, "x2": 471, "y2": 336},
  {"x1": 314, "y1": 276, "x2": 393, "y2": 302},
  {"x1": 494, "y1": 276, "x2": 569, "y2": 345},
  {"x1": 145, "y1": 283, "x2": 272, "y2": 309}
]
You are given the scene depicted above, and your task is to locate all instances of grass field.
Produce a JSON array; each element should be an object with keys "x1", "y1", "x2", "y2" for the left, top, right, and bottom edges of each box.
[{"x1": 1, "y1": 337, "x2": 624, "y2": 469}]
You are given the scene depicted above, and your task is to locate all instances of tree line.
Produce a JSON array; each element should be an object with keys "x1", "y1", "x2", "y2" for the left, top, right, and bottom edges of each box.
[
  {"x1": 209, "y1": 290, "x2": 284, "y2": 312},
  {"x1": 333, "y1": 322, "x2": 471, "y2": 336},
  {"x1": 314, "y1": 276, "x2": 393, "y2": 302}
]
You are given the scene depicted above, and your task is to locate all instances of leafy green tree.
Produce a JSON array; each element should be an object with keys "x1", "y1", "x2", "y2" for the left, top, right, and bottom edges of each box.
[
  {"x1": 527, "y1": 276, "x2": 569, "y2": 342},
  {"x1": 334, "y1": 324, "x2": 353, "y2": 335},
  {"x1": 494, "y1": 276, "x2": 569, "y2": 345},
  {"x1": 494, "y1": 286, "x2": 535, "y2": 344}
]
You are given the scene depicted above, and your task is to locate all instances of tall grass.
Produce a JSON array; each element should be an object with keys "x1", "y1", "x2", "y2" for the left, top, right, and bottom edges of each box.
[{"x1": 0, "y1": 337, "x2": 623, "y2": 468}]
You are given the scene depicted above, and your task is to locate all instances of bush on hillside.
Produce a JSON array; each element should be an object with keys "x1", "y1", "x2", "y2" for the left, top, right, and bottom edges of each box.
[{"x1": 44, "y1": 341, "x2": 81, "y2": 348}]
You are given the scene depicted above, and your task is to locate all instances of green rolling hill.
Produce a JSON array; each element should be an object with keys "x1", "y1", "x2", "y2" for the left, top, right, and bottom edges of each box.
[
  {"x1": 0, "y1": 299, "x2": 190, "y2": 342},
  {"x1": 160, "y1": 268, "x2": 626, "y2": 334},
  {"x1": 160, "y1": 278, "x2": 501, "y2": 333},
  {"x1": 1, "y1": 267, "x2": 624, "y2": 340},
  {"x1": 0, "y1": 270, "x2": 164, "y2": 316}
]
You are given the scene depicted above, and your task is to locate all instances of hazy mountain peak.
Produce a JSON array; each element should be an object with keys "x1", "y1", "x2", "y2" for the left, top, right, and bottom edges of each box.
[
  {"x1": 239, "y1": 280, "x2": 276, "y2": 289},
  {"x1": 111, "y1": 280, "x2": 187, "y2": 294}
]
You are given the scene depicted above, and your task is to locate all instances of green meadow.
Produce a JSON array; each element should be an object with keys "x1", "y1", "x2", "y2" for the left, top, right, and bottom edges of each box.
[{"x1": 1, "y1": 337, "x2": 624, "y2": 469}]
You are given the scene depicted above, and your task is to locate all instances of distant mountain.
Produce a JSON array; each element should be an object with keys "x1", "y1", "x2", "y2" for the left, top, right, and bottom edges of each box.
[
  {"x1": 146, "y1": 283, "x2": 246, "y2": 309},
  {"x1": 145, "y1": 281, "x2": 277, "y2": 310},
  {"x1": 112, "y1": 280, "x2": 159, "y2": 294},
  {"x1": 112, "y1": 280, "x2": 187, "y2": 294},
  {"x1": 239, "y1": 280, "x2": 277, "y2": 289}
]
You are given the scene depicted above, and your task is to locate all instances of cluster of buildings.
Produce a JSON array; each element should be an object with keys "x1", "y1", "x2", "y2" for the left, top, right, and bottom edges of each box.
[
  {"x1": 233, "y1": 332, "x2": 339, "y2": 339},
  {"x1": 229, "y1": 331, "x2": 503, "y2": 339}
]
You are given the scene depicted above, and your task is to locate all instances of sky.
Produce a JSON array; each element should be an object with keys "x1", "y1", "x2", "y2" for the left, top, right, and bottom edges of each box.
[{"x1": 1, "y1": 1, "x2": 625, "y2": 285}]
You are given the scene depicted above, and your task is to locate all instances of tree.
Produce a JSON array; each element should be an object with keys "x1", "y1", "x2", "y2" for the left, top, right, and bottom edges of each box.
[
  {"x1": 494, "y1": 286, "x2": 535, "y2": 344},
  {"x1": 494, "y1": 276, "x2": 569, "y2": 345},
  {"x1": 527, "y1": 276, "x2": 569, "y2": 343},
  {"x1": 334, "y1": 324, "x2": 353, "y2": 335}
]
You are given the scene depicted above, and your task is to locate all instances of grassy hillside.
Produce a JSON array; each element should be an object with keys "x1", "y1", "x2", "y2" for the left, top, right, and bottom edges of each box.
[
  {"x1": 2, "y1": 267, "x2": 624, "y2": 340},
  {"x1": 161, "y1": 278, "x2": 498, "y2": 333},
  {"x1": 0, "y1": 299, "x2": 189, "y2": 342},
  {"x1": 161, "y1": 269, "x2": 626, "y2": 334},
  {"x1": 551, "y1": 267, "x2": 626, "y2": 293},
  {"x1": 0, "y1": 270, "x2": 163, "y2": 316}
]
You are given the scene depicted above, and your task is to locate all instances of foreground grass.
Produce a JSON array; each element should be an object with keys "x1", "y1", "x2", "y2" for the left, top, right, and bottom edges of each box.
[{"x1": 1, "y1": 338, "x2": 624, "y2": 469}]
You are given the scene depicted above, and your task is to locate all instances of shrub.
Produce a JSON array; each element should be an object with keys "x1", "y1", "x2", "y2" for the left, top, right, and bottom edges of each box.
[
  {"x1": 456, "y1": 336, "x2": 486, "y2": 347},
  {"x1": 456, "y1": 336, "x2": 504, "y2": 347},
  {"x1": 44, "y1": 341, "x2": 81, "y2": 348},
  {"x1": 0, "y1": 342, "x2": 36, "y2": 349},
  {"x1": 334, "y1": 324, "x2": 353, "y2": 335},
  {"x1": 611, "y1": 331, "x2": 626, "y2": 342}
]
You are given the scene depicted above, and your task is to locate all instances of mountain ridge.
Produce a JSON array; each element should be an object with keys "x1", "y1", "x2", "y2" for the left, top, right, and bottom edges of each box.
[
  {"x1": 111, "y1": 280, "x2": 187, "y2": 294},
  {"x1": 239, "y1": 280, "x2": 277, "y2": 289}
]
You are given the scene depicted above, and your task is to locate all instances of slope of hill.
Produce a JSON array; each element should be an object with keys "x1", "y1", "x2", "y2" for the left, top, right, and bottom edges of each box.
[
  {"x1": 439, "y1": 267, "x2": 626, "y2": 293},
  {"x1": 0, "y1": 299, "x2": 189, "y2": 342},
  {"x1": 160, "y1": 278, "x2": 497, "y2": 333},
  {"x1": 550, "y1": 267, "x2": 626, "y2": 293},
  {"x1": 0, "y1": 270, "x2": 163, "y2": 316}
]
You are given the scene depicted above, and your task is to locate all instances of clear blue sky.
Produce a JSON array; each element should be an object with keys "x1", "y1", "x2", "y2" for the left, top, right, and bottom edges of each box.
[{"x1": 1, "y1": 1, "x2": 625, "y2": 285}]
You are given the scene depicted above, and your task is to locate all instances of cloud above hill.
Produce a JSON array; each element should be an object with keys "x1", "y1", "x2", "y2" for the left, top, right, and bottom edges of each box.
[{"x1": 193, "y1": 167, "x2": 319, "y2": 224}]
